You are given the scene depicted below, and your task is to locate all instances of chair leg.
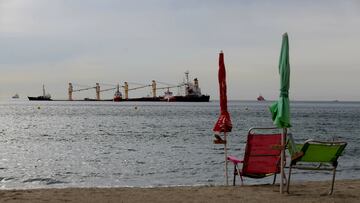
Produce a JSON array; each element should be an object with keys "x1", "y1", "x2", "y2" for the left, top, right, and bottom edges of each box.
[
  {"x1": 233, "y1": 164, "x2": 237, "y2": 186},
  {"x1": 283, "y1": 170, "x2": 287, "y2": 185},
  {"x1": 329, "y1": 167, "x2": 337, "y2": 195},
  {"x1": 287, "y1": 165, "x2": 292, "y2": 193},
  {"x1": 237, "y1": 168, "x2": 243, "y2": 185},
  {"x1": 231, "y1": 163, "x2": 243, "y2": 186},
  {"x1": 272, "y1": 173, "x2": 277, "y2": 185}
]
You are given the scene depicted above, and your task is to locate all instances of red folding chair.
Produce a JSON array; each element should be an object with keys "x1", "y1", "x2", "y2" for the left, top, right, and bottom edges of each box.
[{"x1": 227, "y1": 127, "x2": 285, "y2": 185}]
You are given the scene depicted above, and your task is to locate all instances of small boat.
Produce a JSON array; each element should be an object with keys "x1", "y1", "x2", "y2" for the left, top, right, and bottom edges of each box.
[
  {"x1": 113, "y1": 90, "x2": 122, "y2": 102},
  {"x1": 12, "y1": 93, "x2": 20, "y2": 99},
  {"x1": 28, "y1": 85, "x2": 52, "y2": 101},
  {"x1": 113, "y1": 84, "x2": 122, "y2": 102},
  {"x1": 257, "y1": 95, "x2": 265, "y2": 101},
  {"x1": 163, "y1": 89, "x2": 175, "y2": 102}
]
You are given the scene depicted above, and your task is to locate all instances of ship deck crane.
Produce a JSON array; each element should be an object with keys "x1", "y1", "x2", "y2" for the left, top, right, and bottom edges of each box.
[
  {"x1": 128, "y1": 84, "x2": 151, "y2": 91},
  {"x1": 152, "y1": 81, "x2": 185, "y2": 97},
  {"x1": 155, "y1": 83, "x2": 185, "y2": 90},
  {"x1": 72, "y1": 86, "x2": 96, "y2": 92},
  {"x1": 123, "y1": 80, "x2": 159, "y2": 99},
  {"x1": 155, "y1": 82, "x2": 186, "y2": 97},
  {"x1": 122, "y1": 83, "x2": 152, "y2": 99},
  {"x1": 68, "y1": 83, "x2": 95, "y2": 100},
  {"x1": 69, "y1": 80, "x2": 185, "y2": 101},
  {"x1": 99, "y1": 87, "x2": 116, "y2": 92},
  {"x1": 69, "y1": 83, "x2": 112, "y2": 100}
]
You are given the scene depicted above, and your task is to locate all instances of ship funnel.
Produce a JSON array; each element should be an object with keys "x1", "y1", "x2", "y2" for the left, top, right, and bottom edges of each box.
[
  {"x1": 42, "y1": 84, "x2": 46, "y2": 97},
  {"x1": 185, "y1": 71, "x2": 189, "y2": 84},
  {"x1": 194, "y1": 78, "x2": 199, "y2": 88}
]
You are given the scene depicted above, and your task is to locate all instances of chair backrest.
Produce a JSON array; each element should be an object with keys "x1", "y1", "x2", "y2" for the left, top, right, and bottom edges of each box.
[
  {"x1": 287, "y1": 134, "x2": 347, "y2": 163},
  {"x1": 299, "y1": 141, "x2": 347, "y2": 163},
  {"x1": 242, "y1": 128, "x2": 283, "y2": 177}
]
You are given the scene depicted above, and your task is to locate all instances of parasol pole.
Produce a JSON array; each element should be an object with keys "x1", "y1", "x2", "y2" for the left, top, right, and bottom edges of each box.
[
  {"x1": 224, "y1": 131, "x2": 228, "y2": 185},
  {"x1": 280, "y1": 128, "x2": 286, "y2": 193}
]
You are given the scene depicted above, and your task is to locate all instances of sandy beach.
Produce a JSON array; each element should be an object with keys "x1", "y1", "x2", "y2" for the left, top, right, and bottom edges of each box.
[{"x1": 0, "y1": 179, "x2": 358, "y2": 203}]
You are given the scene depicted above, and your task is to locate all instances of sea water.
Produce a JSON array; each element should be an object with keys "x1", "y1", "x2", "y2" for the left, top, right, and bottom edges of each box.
[{"x1": 0, "y1": 100, "x2": 359, "y2": 189}]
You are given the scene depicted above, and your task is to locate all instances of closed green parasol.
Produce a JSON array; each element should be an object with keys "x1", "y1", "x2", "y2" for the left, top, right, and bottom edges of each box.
[
  {"x1": 270, "y1": 33, "x2": 291, "y2": 128},
  {"x1": 269, "y1": 33, "x2": 291, "y2": 194}
]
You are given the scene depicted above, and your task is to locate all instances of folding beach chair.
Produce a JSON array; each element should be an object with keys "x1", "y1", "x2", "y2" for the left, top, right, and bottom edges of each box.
[
  {"x1": 227, "y1": 127, "x2": 285, "y2": 186},
  {"x1": 286, "y1": 134, "x2": 347, "y2": 195}
]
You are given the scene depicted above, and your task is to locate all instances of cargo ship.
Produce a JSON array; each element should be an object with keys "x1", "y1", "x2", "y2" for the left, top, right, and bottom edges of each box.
[
  {"x1": 34, "y1": 72, "x2": 209, "y2": 102},
  {"x1": 28, "y1": 85, "x2": 52, "y2": 101}
]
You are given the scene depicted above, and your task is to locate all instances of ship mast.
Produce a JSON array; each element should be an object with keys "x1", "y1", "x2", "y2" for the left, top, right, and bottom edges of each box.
[
  {"x1": 116, "y1": 84, "x2": 120, "y2": 93},
  {"x1": 185, "y1": 71, "x2": 189, "y2": 84},
  {"x1": 42, "y1": 84, "x2": 45, "y2": 97},
  {"x1": 184, "y1": 71, "x2": 190, "y2": 96}
]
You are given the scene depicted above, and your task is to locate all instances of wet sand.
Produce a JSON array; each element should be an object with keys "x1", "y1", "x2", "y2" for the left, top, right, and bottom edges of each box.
[{"x1": 0, "y1": 179, "x2": 359, "y2": 203}]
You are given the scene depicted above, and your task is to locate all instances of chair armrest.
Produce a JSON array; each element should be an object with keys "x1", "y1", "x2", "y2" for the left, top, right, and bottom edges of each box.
[
  {"x1": 227, "y1": 156, "x2": 243, "y2": 164},
  {"x1": 304, "y1": 139, "x2": 347, "y2": 145},
  {"x1": 291, "y1": 151, "x2": 304, "y2": 161},
  {"x1": 271, "y1": 144, "x2": 286, "y2": 150},
  {"x1": 304, "y1": 139, "x2": 315, "y2": 144}
]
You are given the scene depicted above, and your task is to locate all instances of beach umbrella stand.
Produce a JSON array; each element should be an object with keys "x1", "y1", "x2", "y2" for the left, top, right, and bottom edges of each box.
[
  {"x1": 214, "y1": 132, "x2": 229, "y2": 185},
  {"x1": 269, "y1": 33, "x2": 291, "y2": 194},
  {"x1": 213, "y1": 51, "x2": 232, "y2": 185}
]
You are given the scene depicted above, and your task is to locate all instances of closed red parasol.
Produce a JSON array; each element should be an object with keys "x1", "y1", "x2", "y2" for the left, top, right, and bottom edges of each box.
[
  {"x1": 213, "y1": 51, "x2": 232, "y2": 185},
  {"x1": 213, "y1": 51, "x2": 232, "y2": 134}
]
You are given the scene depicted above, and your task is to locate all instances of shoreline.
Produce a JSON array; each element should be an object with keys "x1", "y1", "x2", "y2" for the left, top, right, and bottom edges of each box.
[{"x1": 0, "y1": 179, "x2": 359, "y2": 202}]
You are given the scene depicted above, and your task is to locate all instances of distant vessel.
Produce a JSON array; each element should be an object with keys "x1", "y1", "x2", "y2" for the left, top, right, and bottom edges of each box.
[
  {"x1": 257, "y1": 94, "x2": 265, "y2": 101},
  {"x1": 113, "y1": 84, "x2": 122, "y2": 102},
  {"x1": 28, "y1": 85, "x2": 52, "y2": 101},
  {"x1": 12, "y1": 93, "x2": 20, "y2": 99},
  {"x1": 163, "y1": 89, "x2": 175, "y2": 102},
  {"x1": 43, "y1": 72, "x2": 209, "y2": 102}
]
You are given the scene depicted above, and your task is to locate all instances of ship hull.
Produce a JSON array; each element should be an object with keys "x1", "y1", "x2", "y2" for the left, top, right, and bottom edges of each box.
[
  {"x1": 28, "y1": 96, "x2": 52, "y2": 101},
  {"x1": 163, "y1": 95, "x2": 210, "y2": 102},
  {"x1": 122, "y1": 95, "x2": 210, "y2": 102},
  {"x1": 84, "y1": 98, "x2": 113, "y2": 101},
  {"x1": 113, "y1": 98, "x2": 122, "y2": 102},
  {"x1": 125, "y1": 97, "x2": 163, "y2": 102},
  {"x1": 30, "y1": 95, "x2": 210, "y2": 102}
]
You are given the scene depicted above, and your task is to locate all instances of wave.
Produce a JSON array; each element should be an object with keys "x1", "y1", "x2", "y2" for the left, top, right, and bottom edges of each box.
[{"x1": 22, "y1": 178, "x2": 67, "y2": 185}]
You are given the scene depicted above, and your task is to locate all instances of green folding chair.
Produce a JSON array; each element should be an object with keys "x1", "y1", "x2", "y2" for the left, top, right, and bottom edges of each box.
[{"x1": 286, "y1": 134, "x2": 347, "y2": 195}]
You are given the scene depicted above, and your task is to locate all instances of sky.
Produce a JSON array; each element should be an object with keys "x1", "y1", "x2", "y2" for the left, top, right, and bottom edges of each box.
[{"x1": 1, "y1": 0, "x2": 360, "y2": 101}]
